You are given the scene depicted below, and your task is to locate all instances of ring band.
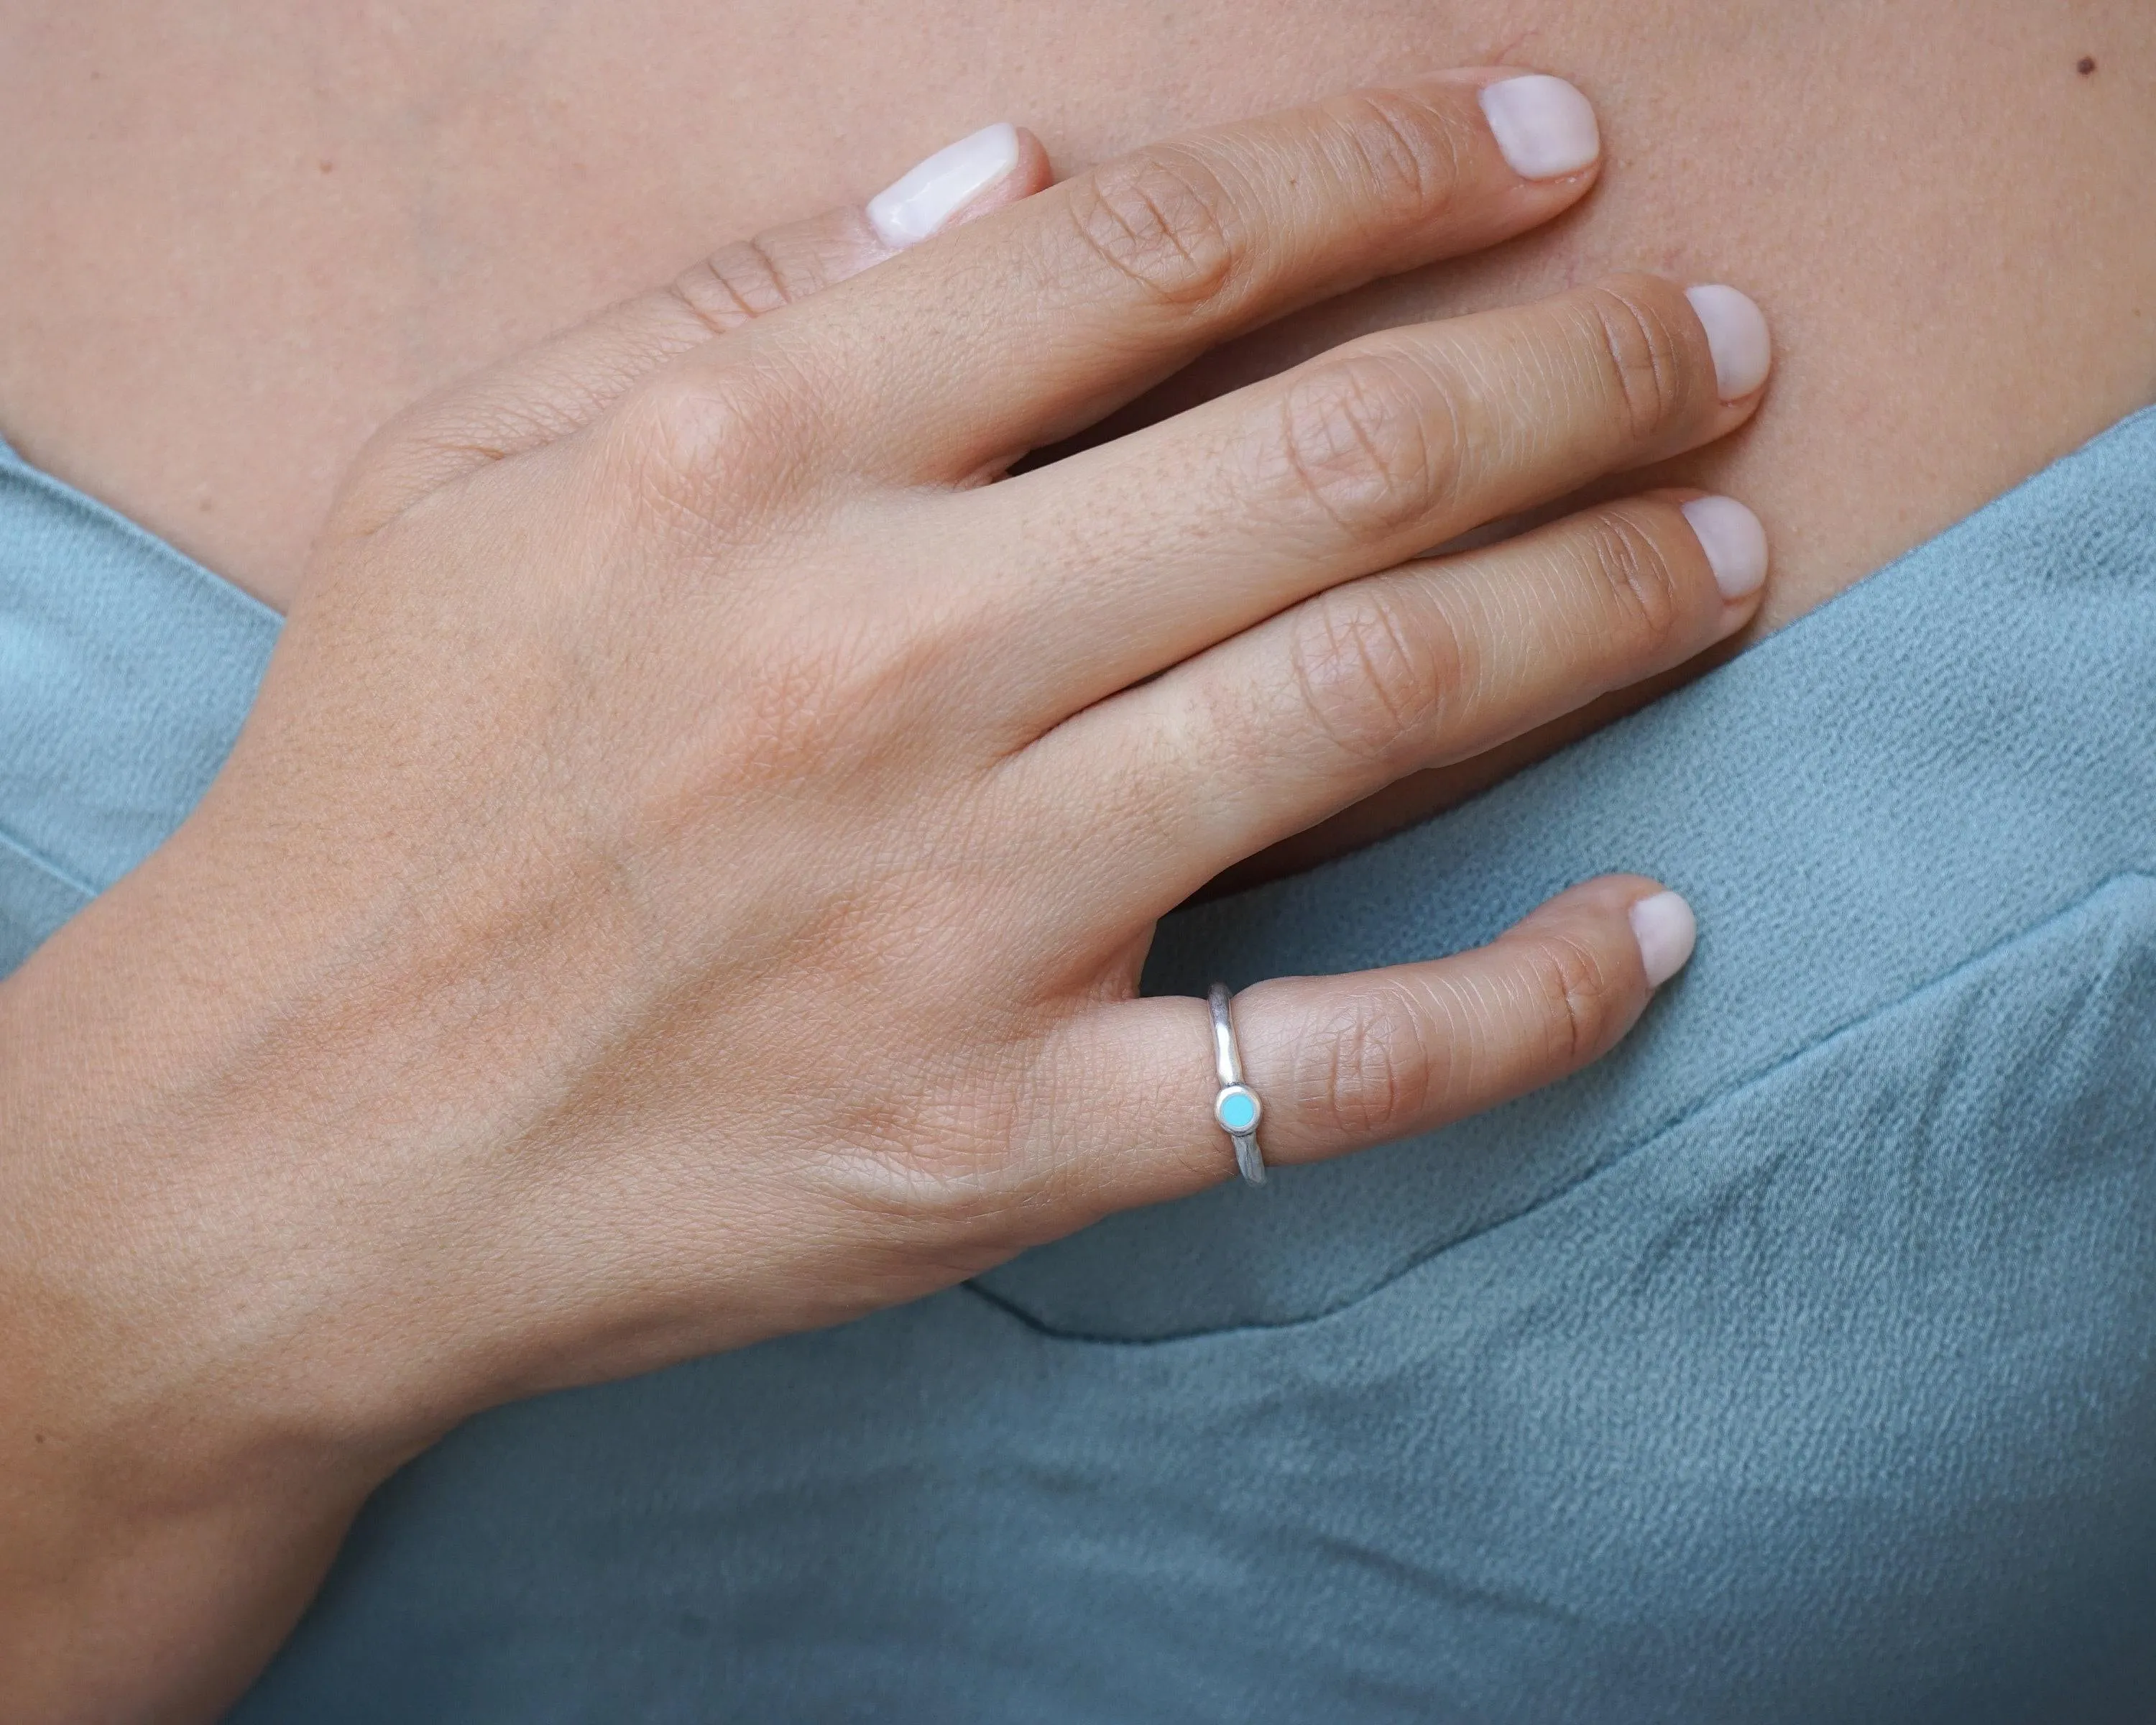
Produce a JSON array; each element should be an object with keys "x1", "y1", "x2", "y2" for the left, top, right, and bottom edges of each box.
[{"x1": 1207, "y1": 983, "x2": 1267, "y2": 1185}]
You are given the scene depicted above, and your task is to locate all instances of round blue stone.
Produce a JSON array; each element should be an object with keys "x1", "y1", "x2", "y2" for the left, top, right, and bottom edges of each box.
[{"x1": 1215, "y1": 1086, "x2": 1261, "y2": 1133}]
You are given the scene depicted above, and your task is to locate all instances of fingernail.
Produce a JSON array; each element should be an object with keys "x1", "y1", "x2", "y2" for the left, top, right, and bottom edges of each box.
[
  {"x1": 1629, "y1": 891, "x2": 1697, "y2": 988},
  {"x1": 1684, "y1": 285, "x2": 1772, "y2": 400},
  {"x1": 1680, "y1": 495, "x2": 1769, "y2": 602},
  {"x1": 1479, "y1": 75, "x2": 1600, "y2": 180},
  {"x1": 867, "y1": 122, "x2": 1021, "y2": 248}
]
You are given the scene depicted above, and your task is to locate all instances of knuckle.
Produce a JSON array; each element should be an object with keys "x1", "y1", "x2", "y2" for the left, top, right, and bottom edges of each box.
[
  {"x1": 1323, "y1": 88, "x2": 1470, "y2": 228},
  {"x1": 1577, "y1": 279, "x2": 1698, "y2": 443},
  {"x1": 1258, "y1": 349, "x2": 1458, "y2": 541},
  {"x1": 1578, "y1": 505, "x2": 1690, "y2": 659},
  {"x1": 1519, "y1": 931, "x2": 1626, "y2": 1068},
  {"x1": 1060, "y1": 147, "x2": 1241, "y2": 305},
  {"x1": 615, "y1": 370, "x2": 760, "y2": 490},
  {"x1": 608, "y1": 361, "x2": 817, "y2": 525},
  {"x1": 1305, "y1": 983, "x2": 1441, "y2": 1141},
  {"x1": 1286, "y1": 584, "x2": 1459, "y2": 768}
]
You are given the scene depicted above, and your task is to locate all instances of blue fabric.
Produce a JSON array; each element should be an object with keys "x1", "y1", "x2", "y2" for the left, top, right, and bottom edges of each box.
[
  {"x1": 4, "y1": 410, "x2": 2155, "y2": 1721},
  {"x1": 0, "y1": 433, "x2": 278, "y2": 973}
]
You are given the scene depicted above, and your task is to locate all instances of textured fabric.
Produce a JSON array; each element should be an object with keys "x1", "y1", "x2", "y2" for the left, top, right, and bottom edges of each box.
[
  {"x1": 4, "y1": 410, "x2": 2155, "y2": 1722},
  {"x1": 0, "y1": 433, "x2": 279, "y2": 974}
]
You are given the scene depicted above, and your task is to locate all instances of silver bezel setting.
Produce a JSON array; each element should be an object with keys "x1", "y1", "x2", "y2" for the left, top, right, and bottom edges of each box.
[
  {"x1": 1207, "y1": 983, "x2": 1268, "y2": 1186},
  {"x1": 1213, "y1": 1084, "x2": 1263, "y2": 1134}
]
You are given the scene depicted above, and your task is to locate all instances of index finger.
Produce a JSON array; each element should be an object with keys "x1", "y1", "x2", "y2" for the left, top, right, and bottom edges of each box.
[
  {"x1": 688, "y1": 71, "x2": 1603, "y2": 485},
  {"x1": 338, "y1": 130, "x2": 1057, "y2": 534}
]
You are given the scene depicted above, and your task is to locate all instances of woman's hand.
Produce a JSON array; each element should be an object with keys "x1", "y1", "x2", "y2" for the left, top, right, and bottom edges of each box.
[{"x1": 0, "y1": 70, "x2": 1769, "y2": 1720}]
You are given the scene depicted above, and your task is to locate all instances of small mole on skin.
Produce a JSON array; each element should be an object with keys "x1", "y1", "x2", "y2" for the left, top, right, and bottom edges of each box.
[
  {"x1": 318, "y1": 160, "x2": 336, "y2": 173},
  {"x1": 2078, "y1": 56, "x2": 2097, "y2": 75}
]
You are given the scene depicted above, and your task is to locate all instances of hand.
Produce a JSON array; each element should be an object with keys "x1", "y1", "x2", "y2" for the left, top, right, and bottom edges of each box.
[{"x1": 0, "y1": 70, "x2": 1769, "y2": 1719}]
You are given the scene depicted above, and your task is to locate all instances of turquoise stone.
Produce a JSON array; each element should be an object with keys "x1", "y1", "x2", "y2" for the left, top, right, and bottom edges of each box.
[{"x1": 1215, "y1": 1086, "x2": 1261, "y2": 1133}]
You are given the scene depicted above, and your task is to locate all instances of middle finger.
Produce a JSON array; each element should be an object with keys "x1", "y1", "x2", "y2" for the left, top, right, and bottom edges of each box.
[{"x1": 951, "y1": 272, "x2": 1769, "y2": 727}]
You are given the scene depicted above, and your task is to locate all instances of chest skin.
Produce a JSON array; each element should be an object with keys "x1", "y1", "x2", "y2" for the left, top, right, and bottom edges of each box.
[{"x1": 0, "y1": 0, "x2": 2152, "y2": 873}]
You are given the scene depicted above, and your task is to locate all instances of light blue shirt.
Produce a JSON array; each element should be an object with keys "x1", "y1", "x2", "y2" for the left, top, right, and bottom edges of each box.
[{"x1": 5, "y1": 412, "x2": 2155, "y2": 1722}]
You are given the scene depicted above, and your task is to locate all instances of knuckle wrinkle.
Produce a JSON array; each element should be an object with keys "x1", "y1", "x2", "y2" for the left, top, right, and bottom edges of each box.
[
  {"x1": 1524, "y1": 933, "x2": 1621, "y2": 1068},
  {"x1": 1062, "y1": 151, "x2": 1240, "y2": 305},
  {"x1": 1287, "y1": 587, "x2": 1454, "y2": 768},
  {"x1": 1581, "y1": 282, "x2": 1692, "y2": 443},
  {"x1": 1583, "y1": 507, "x2": 1686, "y2": 656},
  {"x1": 1328, "y1": 90, "x2": 1468, "y2": 226},
  {"x1": 1317, "y1": 985, "x2": 1438, "y2": 1141},
  {"x1": 673, "y1": 236, "x2": 798, "y2": 333},
  {"x1": 1266, "y1": 351, "x2": 1456, "y2": 542}
]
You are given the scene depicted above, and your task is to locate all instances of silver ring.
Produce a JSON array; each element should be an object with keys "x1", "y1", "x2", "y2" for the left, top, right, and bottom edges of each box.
[{"x1": 1207, "y1": 983, "x2": 1267, "y2": 1185}]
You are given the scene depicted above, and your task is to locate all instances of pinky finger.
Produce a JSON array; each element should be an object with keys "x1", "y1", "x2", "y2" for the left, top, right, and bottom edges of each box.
[{"x1": 1052, "y1": 875, "x2": 1695, "y2": 1213}]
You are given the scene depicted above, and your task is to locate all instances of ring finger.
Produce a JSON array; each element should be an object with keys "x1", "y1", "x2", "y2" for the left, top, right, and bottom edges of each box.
[{"x1": 1025, "y1": 487, "x2": 1766, "y2": 908}]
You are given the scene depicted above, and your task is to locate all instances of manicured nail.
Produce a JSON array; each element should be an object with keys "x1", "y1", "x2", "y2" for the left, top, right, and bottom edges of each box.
[
  {"x1": 1680, "y1": 495, "x2": 1769, "y2": 602},
  {"x1": 1629, "y1": 891, "x2": 1697, "y2": 988},
  {"x1": 1685, "y1": 285, "x2": 1772, "y2": 400},
  {"x1": 867, "y1": 123, "x2": 1021, "y2": 248},
  {"x1": 1479, "y1": 75, "x2": 1600, "y2": 180}
]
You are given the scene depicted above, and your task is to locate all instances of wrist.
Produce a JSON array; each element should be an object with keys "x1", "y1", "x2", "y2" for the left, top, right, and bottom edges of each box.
[
  {"x1": 0, "y1": 1392, "x2": 378, "y2": 1725},
  {"x1": 0, "y1": 858, "x2": 458, "y2": 1458},
  {"x1": 0, "y1": 913, "x2": 429, "y2": 1719}
]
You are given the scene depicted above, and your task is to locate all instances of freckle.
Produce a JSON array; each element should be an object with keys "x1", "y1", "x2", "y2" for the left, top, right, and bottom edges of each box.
[
  {"x1": 198, "y1": 496, "x2": 214, "y2": 512},
  {"x1": 2078, "y1": 55, "x2": 2097, "y2": 75},
  {"x1": 318, "y1": 159, "x2": 336, "y2": 174}
]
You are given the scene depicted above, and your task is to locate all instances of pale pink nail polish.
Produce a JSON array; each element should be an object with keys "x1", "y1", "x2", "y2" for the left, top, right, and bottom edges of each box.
[
  {"x1": 1685, "y1": 285, "x2": 1772, "y2": 400},
  {"x1": 867, "y1": 124, "x2": 1021, "y2": 247},
  {"x1": 1629, "y1": 891, "x2": 1697, "y2": 988},
  {"x1": 1479, "y1": 75, "x2": 1601, "y2": 180},
  {"x1": 1680, "y1": 496, "x2": 1769, "y2": 602}
]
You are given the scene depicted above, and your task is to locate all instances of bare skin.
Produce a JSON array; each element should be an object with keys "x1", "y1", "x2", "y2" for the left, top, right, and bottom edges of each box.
[
  {"x1": 2, "y1": 2, "x2": 2149, "y2": 868},
  {"x1": 1, "y1": 0, "x2": 2151, "y2": 627},
  {"x1": 2, "y1": 74, "x2": 1780, "y2": 1720},
  {"x1": 0, "y1": 3, "x2": 2152, "y2": 1719}
]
